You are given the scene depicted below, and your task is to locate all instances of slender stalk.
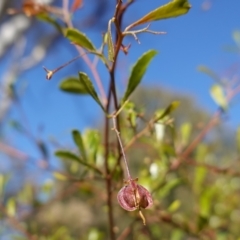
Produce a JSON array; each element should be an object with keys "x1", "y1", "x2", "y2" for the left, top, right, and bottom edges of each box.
[
  {"x1": 104, "y1": 82, "x2": 116, "y2": 240},
  {"x1": 105, "y1": 0, "x2": 139, "y2": 238},
  {"x1": 112, "y1": 117, "x2": 131, "y2": 179}
]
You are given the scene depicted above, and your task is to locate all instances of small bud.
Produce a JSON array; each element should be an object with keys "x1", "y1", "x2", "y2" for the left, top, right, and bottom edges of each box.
[
  {"x1": 117, "y1": 178, "x2": 153, "y2": 211},
  {"x1": 121, "y1": 43, "x2": 131, "y2": 55},
  {"x1": 43, "y1": 67, "x2": 54, "y2": 80}
]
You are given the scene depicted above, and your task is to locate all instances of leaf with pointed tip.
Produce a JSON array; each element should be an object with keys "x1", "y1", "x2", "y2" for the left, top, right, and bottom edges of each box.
[
  {"x1": 55, "y1": 150, "x2": 80, "y2": 162},
  {"x1": 66, "y1": 28, "x2": 96, "y2": 51},
  {"x1": 55, "y1": 150, "x2": 102, "y2": 174},
  {"x1": 122, "y1": 50, "x2": 158, "y2": 102},
  {"x1": 59, "y1": 77, "x2": 89, "y2": 94},
  {"x1": 89, "y1": 51, "x2": 108, "y2": 66},
  {"x1": 78, "y1": 72, "x2": 105, "y2": 112},
  {"x1": 129, "y1": 0, "x2": 191, "y2": 29},
  {"x1": 198, "y1": 65, "x2": 222, "y2": 84},
  {"x1": 155, "y1": 101, "x2": 180, "y2": 121},
  {"x1": 107, "y1": 20, "x2": 114, "y2": 61},
  {"x1": 72, "y1": 130, "x2": 87, "y2": 161},
  {"x1": 210, "y1": 84, "x2": 227, "y2": 110},
  {"x1": 37, "y1": 13, "x2": 63, "y2": 34}
]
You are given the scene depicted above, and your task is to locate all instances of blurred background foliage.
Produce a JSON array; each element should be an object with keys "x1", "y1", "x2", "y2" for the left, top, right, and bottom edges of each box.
[{"x1": 0, "y1": 0, "x2": 240, "y2": 240}]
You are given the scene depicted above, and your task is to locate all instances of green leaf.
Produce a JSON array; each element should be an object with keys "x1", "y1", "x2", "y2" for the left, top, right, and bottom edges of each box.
[
  {"x1": 158, "y1": 178, "x2": 182, "y2": 198},
  {"x1": 129, "y1": 0, "x2": 191, "y2": 28},
  {"x1": 0, "y1": 174, "x2": 9, "y2": 197},
  {"x1": 89, "y1": 51, "x2": 109, "y2": 66},
  {"x1": 53, "y1": 172, "x2": 67, "y2": 181},
  {"x1": 7, "y1": 198, "x2": 16, "y2": 216},
  {"x1": 37, "y1": 13, "x2": 63, "y2": 34},
  {"x1": 55, "y1": 150, "x2": 80, "y2": 162},
  {"x1": 193, "y1": 144, "x2": 208, "y2": 193},
  {"x1": 168, "y1": 199, "x2": 181, "y2": 212},
  {"x1": 55, "y1": 148, "x2": 102, "y2": 175},
  {"x1": 198, "y1": 65, "x2": 222, "y2": 84},
  {"x1": 78, "y1": 72, "x2": 105, "y2": 112},
  {"x1": 210, "y1": 84, "x2": 227, "y2": 110},
  {"x1": 107, "y1": 19, "x2": 114, "y2": 61},
  {"x1": 155, "y1": 101, "x2": 180, "y2": 121},
  {"x1": 59, "y1": 77, "x2": 89, "y2": 94},
  {"x1": 72, "y1": 130, "x2": 87, "y2": 161},
  {"x1": 180, "y1": 122, "x2": 192, "y2": 146},
  {"x1": 200, "y1": 187, "x2": 216, "y2": 217},
  {"x1": 122, "y1": 50, "x2": 158, "y2": 102},
  {"x1": 66, "y1": 28, "x2": 96, "y2": 51}
]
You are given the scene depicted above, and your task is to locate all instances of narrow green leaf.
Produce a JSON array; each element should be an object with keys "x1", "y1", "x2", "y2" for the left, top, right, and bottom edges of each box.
[
  {"x1": 180, "y1": 122, "x2": 192, "y2": 146},
  {"x1": 60, "y1": 77, "x2": 89, "y2": 94},
  {"x1": 66, "y1": 28, "x2": 96, "y2": 51},
  {"x1": 200, "y1": 187, "x2": 216, "y2": 217},
  {"x1": 210, "y1": 84, "x2": 227, "y2": 110},
  {"x1": 158, "y1": 178, "x2": 182, "y2": 198},
  {"x1": 78, "y1": 72, "x2": 105, "y2": 112},
  {"x1": 37, "y1": 13, "x2": 63, "y2": 34},
  {"x1": 198, "y1": 65, "x2": 222, "y2": 84},
  {"x1": 129, "y1": 0, "x2": 191, "y2": 28},
  {"x1": 0, "y1": 174, "x2": 10, "y2": 197},
  {"x1": 155, "y1": 101, "x2": 180, "y2": 122},
  {"x1": 107, "y1": 19, "x2": 114, "y2": 61},
  {"x1": 55, "y1": 150, "x2": 80, "y2": 162},
  {"x1": 53, "y1": 172, "x2": 67, "y2": 181},
  {"x1": 56, "y1": 149, "x2": 102, "y2": 175},
  {"x1": 193, "y1": 144, "x2": 208, "y2": 193},
  {"x1": 7, "y1": 198, "x2": 16, "y2": 216},
  {"x1": 0, "y1": 174, "x2": 5, "y2": 197},
  {"x1": 122, "y1": 50, "x2": 158, "y2": 102},
  {"x1": 168, "y1": 200, "x2": 181, "y2": 212},
  {"x1": 72, "y1": 130, "x2": 87, "y2": 161},
  {"x1": 89, "y1": 51, "x2": 108, "y2": 66}
]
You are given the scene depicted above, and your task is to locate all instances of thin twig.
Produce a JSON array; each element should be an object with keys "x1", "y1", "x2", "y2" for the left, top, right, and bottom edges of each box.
[
  {"x1": 112, "y1": 117, "x2": 131, "y2": 179},
  {"x1": 43, "y1": 54, "x2": 85, "y2": 80},
  {"x1": 123, "y1": 24, "x2": 166, "y2": 44},
  {"x1": 184, "y1": 158, "x2": 240, "y2": 176},
  {"x1": 174, "y1": 79, "x2": 240, "y2": 169}
]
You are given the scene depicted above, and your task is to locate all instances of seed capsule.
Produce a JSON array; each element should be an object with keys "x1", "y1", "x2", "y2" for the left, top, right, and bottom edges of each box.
[{"x1": 117, "y1": 179, "x2": 153, "y2": 211}]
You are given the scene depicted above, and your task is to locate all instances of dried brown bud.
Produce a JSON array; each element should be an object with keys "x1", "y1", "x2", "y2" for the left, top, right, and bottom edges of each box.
[
  {"x1": 43, "y1": 67, "x2": 54, "y2": 80},
  {"x1": 117, "y1": 179, "x2": 153, "y2": 211}
]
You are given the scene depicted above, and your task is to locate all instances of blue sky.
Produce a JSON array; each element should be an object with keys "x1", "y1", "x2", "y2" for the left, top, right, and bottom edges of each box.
[{"x1": 1, "y1": 0, "x2": 240, "y2": 170}]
